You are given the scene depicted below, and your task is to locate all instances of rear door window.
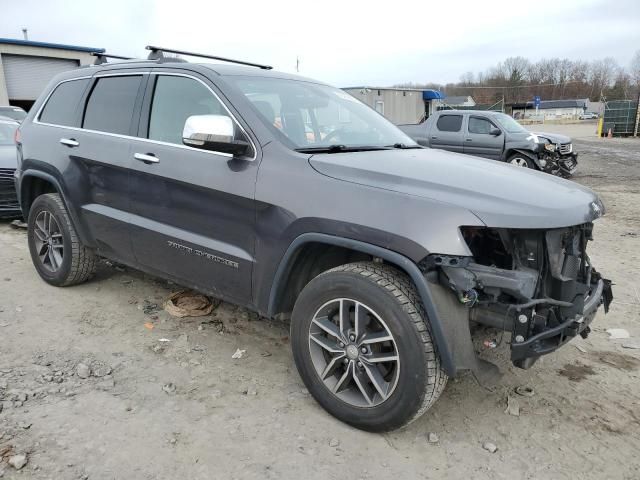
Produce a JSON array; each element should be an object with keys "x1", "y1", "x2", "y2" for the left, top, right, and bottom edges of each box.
[
  {"x1": 83, "y1": 75, "x2": 143, "y2": 135},
  {"x1": 38, "y1": 79, "x2": 90, "y2": 127},
  {"x1": 436, "y1": 115, "x2": 462, "y2": 132}
]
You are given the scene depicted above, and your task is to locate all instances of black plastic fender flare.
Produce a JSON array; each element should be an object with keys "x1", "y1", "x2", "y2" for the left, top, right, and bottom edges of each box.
[
  {"x1": 506, "y1": 149, "x2": 543, "y2": 169},
  {"x1": 18, "y1": 169, "x2": 90, "y2": 246},
  {"x1": 267, "y1": 232, "x2": 457, "y2": 376}
]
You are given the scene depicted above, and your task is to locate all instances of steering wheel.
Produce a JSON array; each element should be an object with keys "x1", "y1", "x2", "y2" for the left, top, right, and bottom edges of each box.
[{"x1": 322, "y1": 127, "x2": 350, "y2": 144}]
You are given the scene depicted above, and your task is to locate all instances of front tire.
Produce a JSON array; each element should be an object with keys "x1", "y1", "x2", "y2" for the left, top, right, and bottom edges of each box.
[
  {"x1": 290, "y1": 262, "x2": 447, "y2": 432},
  {"x1": 507, "y1": 154, "x2": 536, "y2": 168},
  {"x1": 27, "y1": 193, "x2": 97, "y2": 286}
]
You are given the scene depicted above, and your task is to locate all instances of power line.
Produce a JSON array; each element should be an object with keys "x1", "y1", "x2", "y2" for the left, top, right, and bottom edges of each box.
[{"x1": 455, "y1": 80, "x2": 586, "y2": 90}]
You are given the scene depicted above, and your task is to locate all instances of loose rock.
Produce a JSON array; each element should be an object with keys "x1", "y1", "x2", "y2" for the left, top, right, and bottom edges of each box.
[
  {"x1": 482, "y1": 442, "x2": 498, "y2": 453},
  {"x1": 162, "y1": 383, "x2": 177, "y2": 394},
  {"x1": 91, "y1": 361, "x2": 112, "y2": 378},
  {"x1": 76, "y1": 363, "x2": 90, "y2": 379},
  {"x1": 8, "y1": 454, "x2": 28, "y2": 470},
  {"x1": 427, "y1": 432, "x2": 439, "y2": 444},
  {"x1": 329, "y1": 438, "x2": 340, "y2": 447}
]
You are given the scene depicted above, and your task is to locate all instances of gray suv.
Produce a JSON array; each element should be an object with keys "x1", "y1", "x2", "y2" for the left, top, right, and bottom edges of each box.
[
  {"x1": 399, "y1": 110, "x2": 578, "y2": 177},
  {"x1": 14, "y1": 47, "x2": 612, "y2": 432}
]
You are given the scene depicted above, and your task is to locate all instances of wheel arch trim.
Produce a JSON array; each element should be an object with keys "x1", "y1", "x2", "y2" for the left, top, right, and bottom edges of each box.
[
  {"x1": 507, "y1": 149, "x2": 542, "y2": 169},
  {"x1": 19, "y1": 169, "x2": 89, "y2": 245},
  {"x1": 267, "y1": 232, "x2": 456, "y2": 376}
]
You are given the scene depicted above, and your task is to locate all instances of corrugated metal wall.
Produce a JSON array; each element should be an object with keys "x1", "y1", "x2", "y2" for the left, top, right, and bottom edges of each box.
[
  {"x1": 3, "y1": 54, "x2": 79, "y2": 100},
  {"x1": 343, "y1": 89, "x2": 426, "y2": 124}
]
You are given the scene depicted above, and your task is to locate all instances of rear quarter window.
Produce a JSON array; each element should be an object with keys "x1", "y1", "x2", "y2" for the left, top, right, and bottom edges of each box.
[
  {"x1": 436, "y1": 115, "x2": 463, "y2": 132},
  {"x1": 38, "y1": 79, "x2": 90, "y2": 126}
]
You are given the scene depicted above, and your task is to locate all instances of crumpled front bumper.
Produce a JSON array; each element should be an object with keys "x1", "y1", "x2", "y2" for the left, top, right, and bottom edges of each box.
[
  {"x1": 557, "y1": 153, "x2": 578, "y2": 176},
  {"x1": 511, "y1": 277, "x2": 613, "y2": 364}
]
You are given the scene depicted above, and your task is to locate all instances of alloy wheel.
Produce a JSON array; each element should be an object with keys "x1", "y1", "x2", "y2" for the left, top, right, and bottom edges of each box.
[
  {"x1": 510, "y1": 157, "x2": 529, "y2": 167},
  {"x1": 308, "y1": 298, "x2": 400, "y2": 407},
  {"x1": 33, "y1": 210, "x2": 64, "y2": 272}
]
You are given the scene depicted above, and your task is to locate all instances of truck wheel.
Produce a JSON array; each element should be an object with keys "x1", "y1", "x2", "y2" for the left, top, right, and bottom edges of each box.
[
  {"x1": 290, "y1": 261, "x2": 447, "y2": 432},
  {"x1": 27, "y1": 193, "x2": 97, "y2": 287},
  {"x1": 507, "y1": 154, "x2": 535, "y2": 168}
]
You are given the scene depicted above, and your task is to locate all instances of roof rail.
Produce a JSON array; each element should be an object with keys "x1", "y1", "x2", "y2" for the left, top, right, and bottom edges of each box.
[
  {"x1": 91, "y1": 52, "x2": 134, "y2": 65},
  {"x1": 145, "y1": 45, "x2": 272, "y2": 70}
]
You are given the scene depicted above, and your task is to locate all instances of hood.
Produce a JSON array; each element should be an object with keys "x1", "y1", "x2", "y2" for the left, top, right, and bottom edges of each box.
[
  {"x1": 0, "y1": 145, "x2": 17, "y2": 169},
  {"x1": 309, "y1": 148, "x2": 603, "y2": 229},
  {"x1": 507, "y1": 131, "x2": 572, "y2": 145}
]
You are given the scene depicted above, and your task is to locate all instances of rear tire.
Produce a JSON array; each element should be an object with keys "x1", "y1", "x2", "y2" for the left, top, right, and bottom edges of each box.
[
  {"x1": 27, "y1": 193, "x2": 97, "y2": 286},
  {"x1": 290, "y1": 261, "x2": 447, "y2": 432}
]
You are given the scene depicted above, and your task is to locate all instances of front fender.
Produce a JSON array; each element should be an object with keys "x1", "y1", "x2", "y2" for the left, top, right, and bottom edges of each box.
[
  {"x1": 507, "y1": 148, "x2": 544, "y2": 169},
  {"x1": 267, "y1": 232, "x2": 459, "y2": 376}
]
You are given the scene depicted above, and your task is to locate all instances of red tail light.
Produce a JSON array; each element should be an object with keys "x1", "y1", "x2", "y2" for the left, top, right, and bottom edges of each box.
[{"x1": 14, "y1": 127, "x2": 21, "y2": 145}]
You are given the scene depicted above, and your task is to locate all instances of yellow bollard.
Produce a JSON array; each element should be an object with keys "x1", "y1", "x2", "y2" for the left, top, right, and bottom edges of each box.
[{"x1": 597, "y1": 118, "x2": 603, "y2": 137}]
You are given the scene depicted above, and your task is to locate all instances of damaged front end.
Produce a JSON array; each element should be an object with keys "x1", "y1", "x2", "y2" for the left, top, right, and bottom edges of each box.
[
  {"x1": 428, "y1": 224, "x2": 613, "y2": 370},
  {"x1": 537, "y1": 140, "x2": 578, "y2": 177}
]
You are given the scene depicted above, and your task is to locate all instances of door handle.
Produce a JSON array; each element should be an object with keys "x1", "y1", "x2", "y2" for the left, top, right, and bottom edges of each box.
[
  {"x1": 134, "y1": 153, "x2": 160, "y2": 164},
  {"x1": 60, "y1": 138, "x2": 79, "y2": 147},
  {"x1": 431, "y1": 136, "x2": 438, "y2": 139},
  {"x1": 465, "y1": 138, "x2": 473, "y2": 142}
]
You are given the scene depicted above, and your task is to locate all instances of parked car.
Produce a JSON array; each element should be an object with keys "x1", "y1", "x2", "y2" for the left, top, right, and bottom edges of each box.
[
  {"x1": 0, "y1": 106, "x2": 27, "y2": 123},
  {"x1": 0, "y1": 117, "x2": 21, "y2": 218},
  {"x1": 398, "y1": 110, "x2": 578, "y2": 177},
  {"x1": 579, "y1": 112, "x2": 599, "y2": 120},
  {"x1": 14, "y1": 49, "x2": 612, "y2": 432}
]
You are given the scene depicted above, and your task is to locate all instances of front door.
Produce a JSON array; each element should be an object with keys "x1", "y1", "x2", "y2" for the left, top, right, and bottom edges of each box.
[
  {"x1": 127, "y1": 71, "x2": 259, "y2": 303},
  {"x1": 463, "y1": 115, "x2": 504, "y2": 160}
]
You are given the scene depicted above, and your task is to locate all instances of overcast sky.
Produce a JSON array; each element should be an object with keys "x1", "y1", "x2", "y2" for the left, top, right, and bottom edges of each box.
[{"x1": 1, "y1": 0, "x2": 638, "y2": 87}]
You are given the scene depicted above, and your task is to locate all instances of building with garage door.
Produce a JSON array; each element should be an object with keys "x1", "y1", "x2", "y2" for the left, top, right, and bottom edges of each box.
[{"x1": 0, "y1": 38, "x2": 104, "y2": 111}]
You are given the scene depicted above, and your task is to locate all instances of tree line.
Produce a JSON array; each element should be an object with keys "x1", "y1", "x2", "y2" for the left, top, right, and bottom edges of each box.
[{"x1": 396, "y1": 50, "x2": 640, "y2": 105}]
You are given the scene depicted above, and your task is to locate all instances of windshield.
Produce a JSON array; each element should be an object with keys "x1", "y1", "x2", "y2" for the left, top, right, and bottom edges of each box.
[
  {"x1": 227, "y1": 77, "x2": 417, "y2": 150},
  {"x1": 0, "y1": 122, "x2": 17, "y2": 146},
  {"x1": 0, "y1": 108, "x2": 27, "y2": 122},
  {"x1": 493, "y1": 113, "x2": 528, "y2": 133}
]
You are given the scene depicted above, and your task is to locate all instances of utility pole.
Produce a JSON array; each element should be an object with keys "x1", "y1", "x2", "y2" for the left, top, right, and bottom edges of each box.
[
  {"x1": 22, "y1": 28, "x2": 28, "y2": 40},
  {"x1": 296, "y1": 56, "x2": 300, "y2": 73}
]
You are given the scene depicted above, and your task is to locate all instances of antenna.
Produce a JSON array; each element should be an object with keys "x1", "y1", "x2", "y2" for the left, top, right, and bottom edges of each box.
[
  {"x1": 145, "y1": 45, "x2": 272, "y2": 70},
  {"x1": 91, "y1": 52, "x2": 134, "y2": 65}
]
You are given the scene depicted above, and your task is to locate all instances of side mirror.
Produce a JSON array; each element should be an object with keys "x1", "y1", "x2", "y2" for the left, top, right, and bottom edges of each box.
[
  {"x1": 182, "y1": 115, "x2": 250, "y2": 156},
  {"x1": 490, "y1": 126, "x2": 502, "y2": 136}
]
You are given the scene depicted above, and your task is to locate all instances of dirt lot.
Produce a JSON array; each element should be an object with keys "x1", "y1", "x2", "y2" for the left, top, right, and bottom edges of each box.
[{"x1": 1, "y1": 123, "x2": 639, "y2": 479}]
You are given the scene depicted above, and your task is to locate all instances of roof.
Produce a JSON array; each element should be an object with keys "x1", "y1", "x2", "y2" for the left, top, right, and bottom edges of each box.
[
  {"x1": 0, "y1": 38, "x2": 104, "y2": 53},
  {"x1": 511, "y1": 99, "x2": 588, "y2": 109},
  {"x1": 443, "y1": 95, "x2": 472, "y2": 105}
]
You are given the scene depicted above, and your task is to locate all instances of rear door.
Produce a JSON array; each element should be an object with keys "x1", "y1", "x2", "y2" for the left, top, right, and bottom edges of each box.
[
  {"x1": 429, "y1": 114, "x2": 464, "y2": 153},
  {"x1": 67, "y1": 70, "x2": 149, "y2": 264},
  {"x1": 463, "y1": 115, "x2": 503, "y2": 159},
  {"x1": 127, "y1": 70, "x2": 259, "y2": 303}
]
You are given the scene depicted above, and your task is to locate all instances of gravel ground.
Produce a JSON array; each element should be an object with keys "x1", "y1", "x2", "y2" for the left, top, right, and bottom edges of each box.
[{"x1": 1, "y1": 123, "x2": 639, "y2": 479}]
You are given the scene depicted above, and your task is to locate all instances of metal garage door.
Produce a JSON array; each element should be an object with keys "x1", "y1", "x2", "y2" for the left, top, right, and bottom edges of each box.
[{"x1": 2, "y1": 54, "x2": 79, "y2": 100}]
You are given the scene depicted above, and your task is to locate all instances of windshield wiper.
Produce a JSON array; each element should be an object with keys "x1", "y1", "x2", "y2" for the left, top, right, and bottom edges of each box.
[
  {"x1": 385, "y1": 143, "x2": 423, "y2": 149},
  {"x1": 295, "y1": 145, "x2": 393, "y2": 154}
]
